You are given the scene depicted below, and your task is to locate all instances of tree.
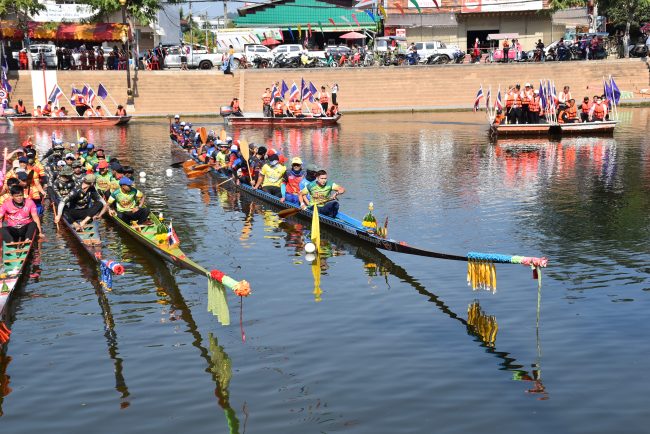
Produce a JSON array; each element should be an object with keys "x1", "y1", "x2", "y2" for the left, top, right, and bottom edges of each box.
[
  {"x1": 546, "y1": 0, "x2": 587, "y2": 12},
  {"x1": 0, "y1": 0, "x2": 44, "y2": 18},
  {"x1": 80, "y1": 0, "x2": 166, "y2": 25},
  {"x1": 598, "y1": 0, "x2": 650, "y2": 56}
]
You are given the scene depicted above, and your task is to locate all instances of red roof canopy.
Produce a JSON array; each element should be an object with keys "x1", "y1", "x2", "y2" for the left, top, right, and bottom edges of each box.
[{"x1": 0, "y1": 21, "x2": 130, "y2": 42}]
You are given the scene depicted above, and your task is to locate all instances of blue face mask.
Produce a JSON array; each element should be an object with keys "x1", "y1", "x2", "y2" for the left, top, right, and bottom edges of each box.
[{"x1": 270, "y1": 160, "x2": 278, "y2": 167}]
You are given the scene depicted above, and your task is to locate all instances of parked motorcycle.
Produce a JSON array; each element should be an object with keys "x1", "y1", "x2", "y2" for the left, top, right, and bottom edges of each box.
[
  {"x1": 272, "y1": 53, "x2": 300, "y2": 68},
  {"x1": 629, "y1": 42, "x2": 648, "y2": 58},
  {"x1": 405, "y1": 52, "x2": 420, "y2": 65},
  {"x1": 251, "y1": 55, "x2": 270, "y2": 68},
  {"x1": 425, "y1": 53, "x2": 448, "y2": 65}
]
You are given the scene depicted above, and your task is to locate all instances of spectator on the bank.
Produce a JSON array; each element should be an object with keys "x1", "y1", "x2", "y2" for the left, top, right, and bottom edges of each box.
[
  {"x1": 64, "y1": 48, "x2": 72, "y2": 70},
  {"x1": 56, "y1": 47, "x2": 64, "y2": 70},
  {"x1": 180, "y1": 44, "x2": 188, "y2": 70},
  {"x1": 88, "y1": 48, "x2": 95, "y2": 70},
  {"x1": 96, "y1": 48, "x2": 104, "y2": 70},
  {"x1": 473, "y1": 37, "x2": 480, "y2": 62},
  {"x1": 18, "y1": 49, "x2": 28, "y2": 70},
  {"x1": 515, "y1": 39, "x2": 522, "y2": 61},
  {"x1": 502, "y1": 39, "x2": 510, "y2": 63}
]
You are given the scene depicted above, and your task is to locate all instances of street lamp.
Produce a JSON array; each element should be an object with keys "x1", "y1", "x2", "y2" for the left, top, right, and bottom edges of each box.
[{"x1": 119, "y1": 0, "x2": 133, "y2": 106}]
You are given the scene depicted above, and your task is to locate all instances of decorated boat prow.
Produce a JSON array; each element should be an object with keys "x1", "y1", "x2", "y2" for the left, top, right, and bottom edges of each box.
[{"x1": 0, "y1": 237, "x2": 36, "y2": 345}]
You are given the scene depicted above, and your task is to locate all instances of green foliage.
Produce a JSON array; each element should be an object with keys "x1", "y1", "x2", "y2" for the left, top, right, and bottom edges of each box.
[
  {"x1": 0, "y1": 0, "x2": 44, "y2": 18},
  {"x1": 546, "y1": 0, "x2": 587, "y2": 12},
  {"x1": 80, "y1": 0, "x2": 166, "y2": 25},
  {"x1": 598, "y1": 0, "x2": 650, "y2": 25}
]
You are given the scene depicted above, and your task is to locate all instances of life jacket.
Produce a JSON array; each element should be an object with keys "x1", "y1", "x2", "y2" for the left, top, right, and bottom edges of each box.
[
  {"x1": 33, "y1": 108, "x2": 42, "y2": 116},
  {"x1": 273, "y1": 101, "x2": 284, "y2": 116},
  {"x1": 232, "y1": 100, "x2": 240, "y2": 111},
  {"x1": 503, "y1": 40, "x2": 510, "y2": 48},
  {"x1": 311, "y1": 105, "x2": 321, "y2": 115},
  {"x1": 15, "y1": 104, "x2": 26, "y2": 114},
  {"x1": 74, "y1": 94, "x2": 86, "y2": 107},
  {"x1": 327, "y1": 105, "x2": 338, "y2": 116},
  {"x1": 493, "y1": 114, "x2": 505, "y2": 125},
  {"x1": 529, "y1": 96, "x2": 540, "y2": 112},
  {"x1": 42, "y1": 105, "x2": 52, "y2": 116},
  {"x1": 567, "y1": 104, "x2": 577, "y2": 120},
  {"x1": 511, "y1": 92, "x2": 522, "y2": 108},
  {"x1": 558, "y1": 110, "x2": 567, "y2": 123},
  {"x1": 319, "y1": 92, "x2": 329, "y2": 104},
  {"x1": 505, "y1": 92, "x2": 513, "y2": 109},
  {"x1": 262, "y1": 92, "x2": 271, "y2": 105},
  {"x1": 116, "y1": 108, "x2": 127, "y2": 116},
  {"x1": 593, "y1": 103, "x2": 605, "y2": 120},
  {"x1": 521, "y1": 90, "x2": 532, "y2": 106},
  {"x1": 291, "y1": 102, "x2": 302, "y2": 116},
  {"x1": 286, "y1": 171, "x2": 304, "y2": 194},
  {"x1": 581, "y1": 102, "x2": 591, "y2": 113}
]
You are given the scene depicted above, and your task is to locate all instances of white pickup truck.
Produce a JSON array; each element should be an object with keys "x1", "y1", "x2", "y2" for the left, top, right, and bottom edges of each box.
[
  {"x1": 231, "y1": 44, "x2": 274, "y2": 67},
  {"x1": 414, "y1": 40, "x2": 459, "y2": 63},
  {"x1": 163, "y1": 45, "x2": 223, "y2": 69}
]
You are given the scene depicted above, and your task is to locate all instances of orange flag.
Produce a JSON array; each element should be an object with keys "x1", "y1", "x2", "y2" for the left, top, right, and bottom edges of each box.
[{"x1": 394, "y1": 2, "x2": 405, "y2": 15}]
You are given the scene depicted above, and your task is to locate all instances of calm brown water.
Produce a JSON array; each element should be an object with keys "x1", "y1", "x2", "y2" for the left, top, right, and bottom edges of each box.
[{"x1": 0, "y1": 108, "x2": 649, "y2": 433}]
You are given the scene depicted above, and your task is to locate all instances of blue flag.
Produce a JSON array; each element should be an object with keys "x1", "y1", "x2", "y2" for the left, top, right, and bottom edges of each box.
[
  {"x1": 308, "y1": 82, "x2": 318, "y2": 103},
  {"x1": 287, "y1": 28, "x2": 295, "y2": 41},
  {"x1": 365, "y1": 10, "x2": 376, "y2": 22},
  {"x1": 539, "y1": 82, "x2": 546, "y2": 110},
  {"x1": 603, "y1": 78, "x2": 612, "y2": 103},
  {"x1": 610, "y1": 77, "x2": 621, "y2": 104},
  {"x1": 280, "y1": 80, "x2": 289, "y2": 99},
  {"x1": 97, "y1": 83, "x2": 109, "y2": 100}
]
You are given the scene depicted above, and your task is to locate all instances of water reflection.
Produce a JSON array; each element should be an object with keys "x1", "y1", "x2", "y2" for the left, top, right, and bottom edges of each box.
[{"x1": 0, "y1": 348, "x2": 12, "y2": 416}]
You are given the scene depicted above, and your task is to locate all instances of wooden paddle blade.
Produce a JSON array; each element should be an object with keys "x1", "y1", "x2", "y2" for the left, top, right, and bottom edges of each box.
[
  {"x1": 277, "y1": 207, "x2": 302, "y2": 218},
  {"x1": 220, "y1": 129, "x2": 227, "y2": 142},
  {"x1": 200, "y1": 127, "x2": 207, "y2": 145},
  {"x1": 239, "y1": 139, "x2": 250, "y2": 160},
  {"x1": 182, "y1": 160, "x2": 197, "y2": 172},
  {"x1": 186, "y1": 168, "x2": 211, "y2": 179},
  {"x1": 192, "y1": 164, "x2": 210, "y2": 171}
]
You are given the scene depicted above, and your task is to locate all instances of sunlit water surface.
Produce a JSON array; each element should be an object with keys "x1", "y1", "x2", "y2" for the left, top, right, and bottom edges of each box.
[{"x1": 0, "y1": 109, "x2": 649, "y2": 433}]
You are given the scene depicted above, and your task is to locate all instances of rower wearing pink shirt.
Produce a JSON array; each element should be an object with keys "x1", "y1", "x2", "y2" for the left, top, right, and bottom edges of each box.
[{"x1": 0, "y1": 185, "x2": 43, "y2": 244}]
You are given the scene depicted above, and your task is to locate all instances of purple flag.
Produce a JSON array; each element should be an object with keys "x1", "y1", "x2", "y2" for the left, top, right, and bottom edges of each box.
[{"x1": 97, "y1": 83, "x2": 109, "y2": 100}]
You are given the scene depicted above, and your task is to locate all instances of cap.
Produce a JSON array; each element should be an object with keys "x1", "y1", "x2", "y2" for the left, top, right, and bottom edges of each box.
[
  {"x1": 65, "y1": 153, "x2": 75, "y2": 160},
  {"x1": 53, "y1": 138, "x2": 63, "y2": 145},
  {"x1": 174, "y1": 115, "x2": 180, "y2": 119},
  {"x1": 119, "y1": 177, "x2": 133, "y2": 186},
  {"x1": 56, "y1": 160, "x2": 66, "y2": 167},
  {"x1": 226, "y1": 136, "x2": 233, "y2": 143},
  {"x1": 525, "y1": 82, "x2": 531, "y2": 87},
  {"x1": 248, "y1": 143, "x2": 256, "y2": 150},
  {"x1": 180, "y1": 121, "x2": 186, "y2": 126},
  {"x1": 78, "y1": 137, "x2": 87, "y2": 144},
  {"x1": 534, "y1": 90, "x2": 539, "y2": 94},
  {"x1": 268, "y1": 154, "x2": 279, "y2": 162},
  {"x1": 291, "y1": 157, "x2": 303, "y2": 165},
  {"x1": 86, "y1": 143, "x2": 95, "y2": 149},
  {"x1": 83, "y1": 174, "x2": 96, "y2": 184},
  {"x1": 219, "y1": 142, "x2": 228, "y2": 148},
  {"x1": 184, "y1": 126, "x2": 190, "y2": 130},
  {"x1": 306, "y1": 164, "x2": 318, "y2": 172},
  {"x1": 18, "y1": 156, "x2": 28, "y2": 163},
  {"x1": 98, "y1": 160, "x2": 110, "y2": 169},
  {"x1": 17, "y1": 171, "x2": 28, "y2": 181},
  {"x1": 72, "y1": 160, "x2": 83, "y2": 168},
  {"x1": 230, "y1": 145, "x2": 238, "y2": 152}
]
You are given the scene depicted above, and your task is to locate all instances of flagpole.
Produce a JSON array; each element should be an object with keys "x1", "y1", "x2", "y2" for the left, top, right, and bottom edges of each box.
[
  {"x1": 84, "y1": 82, "x2": 111, "y2": 116},
  {"x1": 609, "y1": 75, "x2": 619, "y2": 121}
]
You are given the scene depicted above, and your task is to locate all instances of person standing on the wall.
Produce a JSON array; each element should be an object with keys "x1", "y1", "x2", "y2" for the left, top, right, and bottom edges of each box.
[
  {"x1": 502, "y1": 38, "x2": 510, "y2": 63},
  {"x1": 331, "y1": 83, "x2": 338, "y2": 106}
]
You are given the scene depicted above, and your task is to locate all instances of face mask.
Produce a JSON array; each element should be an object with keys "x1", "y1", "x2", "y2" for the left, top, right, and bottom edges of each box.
[{"x1": 270, "y1": 161, "x2": 278, "y2": 167}]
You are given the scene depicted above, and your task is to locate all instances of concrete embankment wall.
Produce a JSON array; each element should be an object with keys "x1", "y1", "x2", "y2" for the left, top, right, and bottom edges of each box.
[{"x1": 7, "y1": 59, "x2": 649, "y2": 116}]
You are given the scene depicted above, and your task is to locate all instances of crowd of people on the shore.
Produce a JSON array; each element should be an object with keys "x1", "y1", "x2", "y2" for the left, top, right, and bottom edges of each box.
[
  {"x1": 493, "y1": 84, "x2": 611, "y2": 125},
  {"x1": 170, "y1": 116, "x2": 345, "y2": 218},
  {"x1": 17, "y1": 45, "x2": 133, "y2": 71}
]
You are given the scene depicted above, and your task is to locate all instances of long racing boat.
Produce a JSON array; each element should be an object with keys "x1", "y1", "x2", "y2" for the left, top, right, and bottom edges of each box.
[
  {"x1": 6, "y1": 115, "x2": 131, "y2": 127},
  {"x1": 490, "y1": 120, "x2": 617, "y2": 137},
  {"x1": 221, "y1": 107, "x2": 341, "y2": 127}
]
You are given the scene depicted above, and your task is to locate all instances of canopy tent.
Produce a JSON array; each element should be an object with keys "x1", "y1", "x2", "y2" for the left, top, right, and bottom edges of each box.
[
  {"x1": 339, "y1": 31, "x2": 366, "y2": 40},
  {"x1": 487, "y1": 33, "x2": 520, "y2": 41},
  {"x1": 0, "y1": 21, "x2": 130, "y2": 42},
  {"x1": 260, "y1": 38, "x2": 281, "y2": 46}
]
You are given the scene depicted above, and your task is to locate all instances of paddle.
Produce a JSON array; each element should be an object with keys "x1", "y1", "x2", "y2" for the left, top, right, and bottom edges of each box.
[
  {"x1": 220, "y1": 129, "x2": 227, "y2": 142},
  {"x1": 238, "y1": 138, "x2": 254, "y2": 186},
  {"x1": 186, "y1": 167, "x2": 212, "y2": 179},
  {"x1": 278, "y1": 198, "x2": 336, "y2": 219}
]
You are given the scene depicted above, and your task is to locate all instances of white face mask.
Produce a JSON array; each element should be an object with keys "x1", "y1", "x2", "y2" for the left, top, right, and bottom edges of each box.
[{"x1": 270, "y1": 160, "x2": 278, "y2": 167}]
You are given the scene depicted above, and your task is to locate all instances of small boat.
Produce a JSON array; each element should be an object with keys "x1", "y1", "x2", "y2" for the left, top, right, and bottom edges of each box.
[
  {"x1": 172, "y1": 137, "x2": 548, "y2": 284},
  {"x1": 6, "y1": 115, "x2": 131, "y2": 127},
  {"x1": 490, "y1": 121, "x2": 617, "y2": 137},
  {"x1": 0, "y1": 237, "x2": 36, "y2": 344},
  {"x1": 221, "y1": 107, "x2": 341, "y2": 127}
]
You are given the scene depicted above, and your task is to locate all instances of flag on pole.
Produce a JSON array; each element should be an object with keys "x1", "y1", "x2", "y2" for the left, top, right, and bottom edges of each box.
[
  {"x1": 167, "y1": 221, "x2": 180, "y2": 246},
  {"x1": 271, "y1": 83, "x2": 279, "y2": 100},
  {"x1": 287, "y1": 27, "x2": 295, "y2": 41},
  {"x1": 97, "y1": 83, "x2": 109, "y2": 100},
  {"x1": 495, "y1": 90, "x2": 503, "y2": 110},
  {"x1": 378, "y1": 5, "x2": 388, "y2": 19},
  {"x1": 610, "y1": 76, "x2": 621, "y2": 104},
  {"x1": 280, "y1": 80, "x2": 289, "y2": 99},
  {"x1": 538, "y1": 82, "x2": 546, "y2": 110},
  {"x1": 308, "y1": 23, "x2": 312, "y2": 37},
  {"x1": 351, "y1": 13, "x2": 361, "y2": 27},
  {"x1": 87, "y1": 88, "x2": 96, "y2": 107},
  {"x1": 81, "y1": 85, "x2": 88, "y2": 97},
  {"x1": 308, "y1": 81, "x2": 318, "y2": 102},
  {"x1": 394, "y1": 2, "x2": 405, "y2": 15},
  {"x1": 300, "y1": 78, "x2": 305, "y2": 100},
  {"x1": 328, "y1": 18, "x2": 336, "y2": 26},
  {"x1": 289, "y1": 82, "x2": 299, "y2": 100},
  {"x1": 410, "y1": 0, "x2": 422, "y2": 14},
  {"x1": 365, "y1": 10, "x2": 376, "y2": 21},
  {"x1": 473, "y1": 86, "x2": 484, "y2": 112},
  {"x1": 485, "y1": 87, "x2": 491, "y2": 109},
  {"x1": 298, "y1": 24, "x2": 302, "y2": 39},
  {"x1": 48, "y1": 84, "x2": 63, "y2": 103}
]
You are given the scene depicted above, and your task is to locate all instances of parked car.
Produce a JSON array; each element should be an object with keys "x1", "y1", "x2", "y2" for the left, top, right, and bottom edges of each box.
[
  {"x1": 12, "y1": 44, "x2": 57, "y2": 69},
  {"x1": 414, "y1": 40, "x2": 458, "y2": 63},
  {"x1": 231, "y1": 44, "x2": 273, "y2": 67},
  {"x1": 163, "y1": 45, "x2": 222, "y2": 69},
  {"x1": 271, "y1": 44, "x2": 304, "y2": 58}
]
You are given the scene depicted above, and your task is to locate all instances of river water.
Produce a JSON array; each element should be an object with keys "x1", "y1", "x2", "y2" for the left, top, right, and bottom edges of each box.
[{"x1": 0, "y1": 109, "x2": 649, "y2": 433}]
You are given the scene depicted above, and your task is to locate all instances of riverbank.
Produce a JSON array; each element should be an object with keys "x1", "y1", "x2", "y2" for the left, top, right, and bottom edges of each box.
[{"x1": 6, "y1": 58, "x2": 649, "y2": 116}]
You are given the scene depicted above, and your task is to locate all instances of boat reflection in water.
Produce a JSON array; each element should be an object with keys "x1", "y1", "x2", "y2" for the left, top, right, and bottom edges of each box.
[
  {"x1": 0, "y1": 343, "x2": 13, "y2": 416},
  {"x1": 129, "y1": 240, "x2": 243, "y2": 433}
]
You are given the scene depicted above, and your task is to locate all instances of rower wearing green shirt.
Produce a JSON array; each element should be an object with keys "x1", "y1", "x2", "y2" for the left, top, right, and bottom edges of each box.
[
  {"x1": 95, "y1": 160, "x2": 117, "y2": 199},
  {"x1": 99, "y1": 177, "x2": 150, "y2": 224},
  {"x1": 299, "y1": 169, "x2": 345, "y2": 218},
  {"x1": 81, "y1": 144, "x2": 99, "y2": 169}
]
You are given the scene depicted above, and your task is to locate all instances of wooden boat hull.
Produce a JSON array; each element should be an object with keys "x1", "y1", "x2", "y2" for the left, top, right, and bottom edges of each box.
[
  {"x1": 225, "y1": 113, "x2": 341, "y2": 127},
  {"x1": 7, "y1": 116, "x2": 131, "y2": 127},
  {"x1": 173, "y1": 139, "x2": 466, "y2": 261},
  {"x1": 490, "y1": 121, "x2": 617, "y2": 137},
  {"x1": 107, "y1": 212, "x2": 208, "y2": 276},
  {"x1": 0, "y1": 238, "x2": 35, "y2": 319}
]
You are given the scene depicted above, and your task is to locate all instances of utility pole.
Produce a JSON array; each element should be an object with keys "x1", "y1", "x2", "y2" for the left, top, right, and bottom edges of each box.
[
  {"x1": 205, "y1": 11, "x2": 209, "y2": 50},
  {"x1": 189, "y1": 0, "x2": 193, "y2": 65},
  {"x1": 223, "y1": 0, "x2": 228, "y2": 29}
]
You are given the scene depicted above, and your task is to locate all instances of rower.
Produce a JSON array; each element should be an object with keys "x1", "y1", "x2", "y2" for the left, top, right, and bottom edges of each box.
[
  {"x1": 55, "y1": 175, "x2": 103, "y2": 231},
  {"x1": 254, "y1": 154, "x2": 285, "y2": 198},
  {"x1": 33, "y1": 105, "x2": 42, "y2": 117},
  {"x1": 0, "y1": 185, "x2": 44, "y2": 246},
  {"x1": 580, "y1": 97, "x2": 591, "y2": 122},
  {"x1": 82, "y1": 144, "x2": 99, "y2": 168},
  {"x1": 71, "y1": 160, "x2": 86, "y2": 187},
  {"x1": 115, "y1": 105, "x2": 127, "y2": 116},
  {"x1": 282, "y1": 157, "x2": 306, "y2": 205},
  {"x1": 215, "y1": 142, "x2": 231, "y2": 172},
  {"x1": 0, "y1": 179, "x2": 19, "y2": 206},
  {"x1": 64, "y1": 153, "x2": 76, "y2": 167},
  {"x1": 273, "y1": 98, "x2": 285, "y2": 118},
  {"x1": 14, "y1": 99, "x2": 27, "y2": 115},
  {"x1": 16, "y1": 170, "x2": 47, "y2": 216},
  {"x1": 100, "y1": 177, "x2": 149, "y2": 224},
  {"x1": 95, "y1": 160, "x2": 117, "y2": 199},
  {"x1": 42, "y1": 102, "x2": 52, "y2": 117},
  {"x1": 172, "y1": 115, "x2": 182, "y2": 132},
  {"x1": 52, "y1": 166, "x2": 76, "y2": 198},
  {"x1": 299, "y1": 170, "x2": 345, "y2": 218},
  {"x1": 95, "y1": 105, "x2": 105, "y2": 116}
]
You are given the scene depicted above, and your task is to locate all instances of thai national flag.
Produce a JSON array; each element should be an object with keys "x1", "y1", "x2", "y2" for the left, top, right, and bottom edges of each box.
[
  {"x1": 485, "y1": 87, "x2": 491, "y2": 109},
  {"x1": 289, "y1": 82, "x2": 299, "y2": 100},
  {"x1": 167, "y1": 221, "x2": 180, "y2": 246},
  {"x1": 271, "y1": 84, "x2": 278, "y2": 100},
  {"x1": 280, "y1": 80, "x2": 289, "y2": 99},
  {"x1": 81, "y1": 85, "x2": 89, "y2": 97},
  {"x1": 87, "y1": 88, "x2": 96, "y2": 106},
  {"x1": 495, "y1": 90, "x2": 503, "y2": 110},
  {"x1": 473, "y1": 86, "x2": 484, "y2": 112},
  {"x1": 308, "y1": 81, "x2": 318, "y2": 103},
  {"x1": 48, "y1": 84, "x2": 63, "y2": 103}
]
